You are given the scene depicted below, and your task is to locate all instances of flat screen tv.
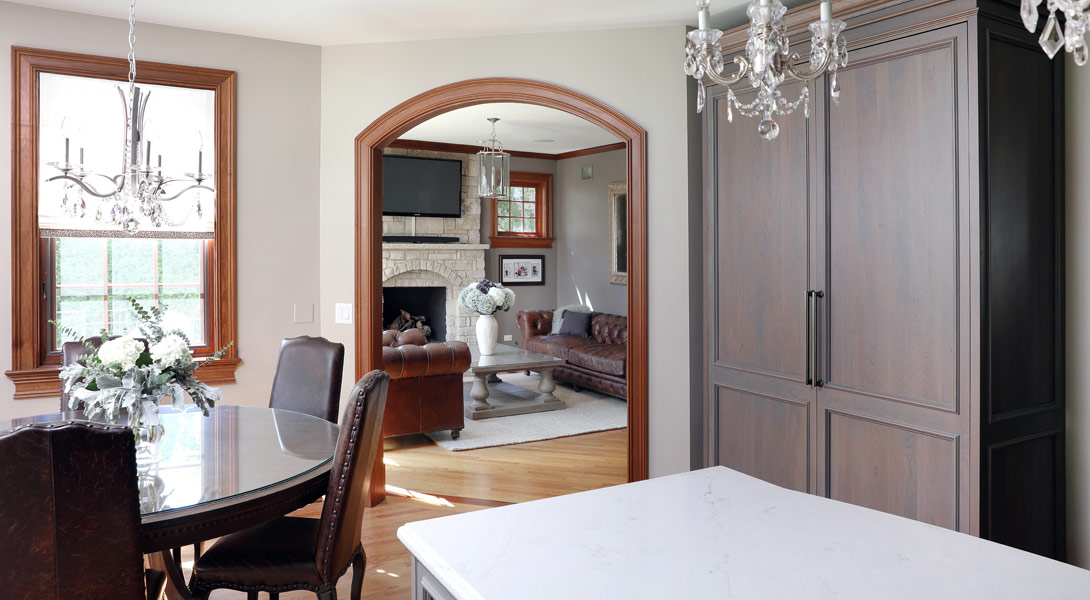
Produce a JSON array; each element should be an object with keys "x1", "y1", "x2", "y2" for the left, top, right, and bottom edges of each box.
[{"x1": 382, "y1": 155, "x2": 463, "y2": 218}]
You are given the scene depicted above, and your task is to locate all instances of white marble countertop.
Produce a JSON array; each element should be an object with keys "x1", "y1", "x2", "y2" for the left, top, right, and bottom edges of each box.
[{"x1": 397, "y1": 466, "x2": 1090, "y2": 600}]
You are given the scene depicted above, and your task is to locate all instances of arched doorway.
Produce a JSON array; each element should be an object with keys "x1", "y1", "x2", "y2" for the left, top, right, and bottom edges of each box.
[{"x1": 355, "y1": 78, "x2": 648, "y2": 504}]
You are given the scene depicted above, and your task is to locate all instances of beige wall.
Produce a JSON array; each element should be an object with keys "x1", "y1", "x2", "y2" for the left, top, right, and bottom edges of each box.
[
  {"x1": 319, "y1": 26, "x2": 698, "y2": 477},
  {"x1": 0, "y1": 1, "x2": 323, "y2": 419},
  {"x1": 1067, "y1": 54, "x2": 1090, "y2": 567},
  {"x1": 555, "y1": 149, "x2": 628, "y2": 317}
]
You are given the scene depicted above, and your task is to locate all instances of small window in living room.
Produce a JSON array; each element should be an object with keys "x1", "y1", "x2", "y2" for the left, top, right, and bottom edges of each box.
[{"x1": 490, "y1": 172, "x2": 553, "y2": 248}]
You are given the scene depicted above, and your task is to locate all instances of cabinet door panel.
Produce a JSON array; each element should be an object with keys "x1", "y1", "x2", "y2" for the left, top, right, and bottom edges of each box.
[
  {"x1": 712, "y1": 82, "x2": 811, "y2": 380},
  {"x1": 825, "y1": 31, "x2": 963, "y2": 411},
  {"x1": 704, "y1": 80, "x2": 818, "y2": 487},
  {"x1": 818, "y1": 25, "x2": 973, "y2": 532},
  {"x1": 715, "y1": 386, "x2": 810, "y2": 492}
]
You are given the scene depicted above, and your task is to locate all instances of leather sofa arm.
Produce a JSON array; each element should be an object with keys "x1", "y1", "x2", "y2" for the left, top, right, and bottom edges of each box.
[
  {"x1": 382, "y1": 340, "x2": 471, "y2": 379},
  {"x1": 517, "y1": 310, "x2": 553, "y2": 342}
]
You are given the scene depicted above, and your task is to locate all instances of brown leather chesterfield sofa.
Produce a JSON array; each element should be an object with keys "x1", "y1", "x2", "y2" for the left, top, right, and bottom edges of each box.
[
  {"x1": 381, "y1": 329, "x2": 471, "y2": 439},
  {"x1": 516, "y1": 310, "x2": 627, "y2": 399}
]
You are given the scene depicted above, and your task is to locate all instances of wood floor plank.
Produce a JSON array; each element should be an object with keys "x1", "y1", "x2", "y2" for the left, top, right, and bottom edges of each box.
[{"x1": 199, "y1": 428, "x2": 626, "y2": 599}]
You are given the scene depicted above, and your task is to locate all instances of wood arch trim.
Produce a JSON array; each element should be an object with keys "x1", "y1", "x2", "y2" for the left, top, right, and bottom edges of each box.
[{"x1": 355, "y1": 78, "x2": 648, "y2": 504}]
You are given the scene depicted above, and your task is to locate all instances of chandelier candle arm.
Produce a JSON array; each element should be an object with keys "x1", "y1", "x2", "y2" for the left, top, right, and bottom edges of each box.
[
  {"x1": 684, "y1": 0, "x2": 848, "y2": 140},
  {"x1": 43, "y1": 0, "x2": 216, "y2": 234}
]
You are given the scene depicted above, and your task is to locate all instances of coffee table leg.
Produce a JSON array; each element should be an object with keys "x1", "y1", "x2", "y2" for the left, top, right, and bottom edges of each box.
[
  {"x1": 537, "y1": 368, "x2": 561, "y2": 404},
  {"x1": 470, "y1": 372, "x2": 492, "y2": 411}
]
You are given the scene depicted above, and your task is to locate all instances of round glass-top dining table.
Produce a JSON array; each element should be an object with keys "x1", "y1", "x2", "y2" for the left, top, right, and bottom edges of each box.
[{"x1": 4, "y1": 405, "x2": 339, "y2": 599}]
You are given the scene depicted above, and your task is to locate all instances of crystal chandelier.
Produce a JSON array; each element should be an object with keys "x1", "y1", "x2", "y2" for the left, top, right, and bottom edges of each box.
[
  {"x1": 477, "y1": 118, "x2": 511, "y2": 200},
  {"x1": 45, "y1": 0, "x2": 213, "y2": 234},
  {"x1": 1021, "y1": 0, "x2": 1088, "y2": 63},
  {"x1": 684, "y1": 0, "x2": 848, "y2": 140}
]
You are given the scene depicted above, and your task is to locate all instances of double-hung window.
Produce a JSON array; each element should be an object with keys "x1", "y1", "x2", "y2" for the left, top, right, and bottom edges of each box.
[
  {"x1": 489, "y1": 172, "x2": 554, "y2": 248},
  {"x1": 7, "y1": 47, "x2": 239, "y2": 398}
]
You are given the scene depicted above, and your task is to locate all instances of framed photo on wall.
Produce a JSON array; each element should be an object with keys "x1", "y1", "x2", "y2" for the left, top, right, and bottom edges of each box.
[{"x1": 499, "y1": 255, "x2": 545, "y2": 286}]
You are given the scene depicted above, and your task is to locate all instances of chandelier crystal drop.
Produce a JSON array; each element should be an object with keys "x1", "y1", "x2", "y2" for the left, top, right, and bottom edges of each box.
[
  {"x1": 684, "y1": 0, "x2": 848, "y2": 140},
  {"x1": 1021, "y1": 0, "x2": 1088, "y2": 64},
  {"x1": 45, "y1": 0, "x2": 213, "y2": 234},
  {"x1": 477, "y1": 118, "x2": 511, "y2": 200}
]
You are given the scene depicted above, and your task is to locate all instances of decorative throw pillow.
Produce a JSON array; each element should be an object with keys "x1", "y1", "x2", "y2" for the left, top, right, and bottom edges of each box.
[
  {"x1": 551, "y1": 303, "x2": 592, "y2": 335},
  {"x1": 558, "y1": 310, "x2": 593, "y2": 337}
]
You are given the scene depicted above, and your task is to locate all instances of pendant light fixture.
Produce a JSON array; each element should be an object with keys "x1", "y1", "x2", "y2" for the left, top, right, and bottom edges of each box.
[
  {"x1": 477, "y1": 117, "x2": 510, "y2": 200},
  {"x1": 684, "y1": 0, "x2": 848, "y2": 140},
  {"x1": 44, "y1": 0, "x2": 213, "y2": 234}
]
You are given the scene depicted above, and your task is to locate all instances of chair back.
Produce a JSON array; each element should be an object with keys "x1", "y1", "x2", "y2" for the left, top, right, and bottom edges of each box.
[
  {"x1": 0, "y1": 421, "x2": 146, "y2": 599},
  {"x1": 313, "y1": 370, "x2": 389, "y2": 583},
  {"x1": 59, "y1": 336, "x2": 107, "y2": 412},
  {"x1": 269, "y1": 336, "x2": 346, "y2": 423}
]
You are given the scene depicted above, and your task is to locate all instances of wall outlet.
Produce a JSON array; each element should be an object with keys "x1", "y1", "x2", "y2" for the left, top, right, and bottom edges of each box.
[
  {"x1": 335, "y1": 303, "x2": 353, "y2": 324},
  {"x1": 293, "y1": 303, "x2": 315, "y2": 324},
  {"x1": 503, "y1": 334, "x2": 513, "y2": 341}
]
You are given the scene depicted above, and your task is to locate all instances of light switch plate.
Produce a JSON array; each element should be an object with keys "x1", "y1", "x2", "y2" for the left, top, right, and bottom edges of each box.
[
  {"x1": 335, "y1": 303, "x2": 353, "y2": 324},
  {"x1": 293, "y1": 303, "x2": 314, "y2": 324},
  {"x1": 503, "y1": 334, "x2": 513, "y2": 341}
]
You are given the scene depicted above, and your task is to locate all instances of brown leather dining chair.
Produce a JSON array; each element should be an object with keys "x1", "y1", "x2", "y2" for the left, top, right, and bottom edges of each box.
[
  {"x1": 0, "y1": 421, "x2": 167, "y2": 600},
  {"x1": 189, "y1": 370, "x2": 390, "y2": 600},
  {"x1": 269, "y1": 335, "x2": 346, "y2": 423}
]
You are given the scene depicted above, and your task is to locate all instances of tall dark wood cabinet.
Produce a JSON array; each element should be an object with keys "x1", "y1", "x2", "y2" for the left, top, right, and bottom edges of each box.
[{"x1": 702, "y1": 0, "x2": 1065, "y2": 559}]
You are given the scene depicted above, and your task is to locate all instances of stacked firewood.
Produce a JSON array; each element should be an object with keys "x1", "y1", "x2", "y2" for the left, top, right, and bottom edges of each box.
[{"x1": 387, "y1": 309, "x2": 432, "y2": 339}]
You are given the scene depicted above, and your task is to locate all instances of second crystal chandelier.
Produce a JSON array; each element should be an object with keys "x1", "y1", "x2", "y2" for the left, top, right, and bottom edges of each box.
[{"x1": 684, "y1": 0, "x2": 848, "y2": 140}]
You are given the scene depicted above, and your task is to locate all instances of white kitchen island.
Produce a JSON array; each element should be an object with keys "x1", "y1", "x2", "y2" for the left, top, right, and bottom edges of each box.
[{"x1": 397, "y1": 466, "x2": 1090, "y2": 599}]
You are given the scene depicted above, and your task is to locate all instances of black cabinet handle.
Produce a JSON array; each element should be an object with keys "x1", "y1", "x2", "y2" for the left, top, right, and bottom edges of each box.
[
  {"x1": 813, "y1": 291, "x2": 824, "y2": 387},
  {"x1": 805, "y1": 290, "x2": 814, "y2": 386}
]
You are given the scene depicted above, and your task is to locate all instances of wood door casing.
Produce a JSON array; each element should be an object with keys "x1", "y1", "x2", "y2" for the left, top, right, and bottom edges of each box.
[
  {"x1": 705, "y1": 80, "x2": 817, "y2": 490},
  {"x1": 818, "y1": 25, "x2": 972, "y2": 531}
]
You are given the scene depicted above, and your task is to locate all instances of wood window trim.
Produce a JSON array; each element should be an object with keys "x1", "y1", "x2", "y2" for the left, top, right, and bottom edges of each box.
[
  {"x1": 7, "y1": 47, "x2": 239, "y2": 399},
  {"x1": 489, "y1": 172, "x2": 555, "y2": 248}
]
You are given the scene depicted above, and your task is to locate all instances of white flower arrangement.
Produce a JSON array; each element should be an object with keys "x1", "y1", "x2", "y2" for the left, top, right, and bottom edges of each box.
[
  {"x1": 55, "y1": 298, "x2": 233, "y2": 439},
  {"x1": 458, "y1": 279, "x2": 516, "y2": 316}
]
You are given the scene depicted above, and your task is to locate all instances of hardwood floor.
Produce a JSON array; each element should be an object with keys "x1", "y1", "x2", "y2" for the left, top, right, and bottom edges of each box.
[
  {"x1": 197, "y1": 428, "x2": 627, "y2": 599},
  {"x1": 384, "y1": 427, "x2": 628, "y2": 503}
]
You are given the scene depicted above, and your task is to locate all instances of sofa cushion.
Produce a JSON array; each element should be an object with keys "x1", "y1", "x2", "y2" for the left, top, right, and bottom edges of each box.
[
  {"x1": 559, "y1": 310, "x2": 593, "y2": 337},
  {"x1": 550, "y1": 304, "x2": 592, "y2": 334},
  {"x1": 568, "y1": 344, "x2": 626, "y2": 377},
  {"x1": 525, "y1": 335, "x2": 599, "y2": 360}
]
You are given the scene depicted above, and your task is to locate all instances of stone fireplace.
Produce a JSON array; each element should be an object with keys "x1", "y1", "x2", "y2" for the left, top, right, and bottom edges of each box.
[
  {"x1": 381, "y1": 244, "x2": 487, "y2": 344},
  {"x1": 381, "y1": 146, "x2": 488, "y2": 344}
]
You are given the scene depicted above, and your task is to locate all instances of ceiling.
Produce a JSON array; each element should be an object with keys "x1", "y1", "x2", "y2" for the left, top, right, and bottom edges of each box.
[
  {"x1": 5, "y1": 0, "x2": 751, "y2": 46},
  {"x1": 399, "y1": 103, "x2": 620, "y2": 155}
]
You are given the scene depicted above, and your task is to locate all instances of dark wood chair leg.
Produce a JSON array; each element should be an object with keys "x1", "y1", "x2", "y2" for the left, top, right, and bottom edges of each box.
[
  {"x1": 270, "y1": 593, "x2": 280, "y2": 600},
  {"x1": 246, "y1": 592, "x2": 258, "y2": 600},
  {"x1": 316, "y1": 589, "x2": 337, "y2": 600},
  {"x1": 351, "y1": 550, "x2": 367, "y2": 600}
]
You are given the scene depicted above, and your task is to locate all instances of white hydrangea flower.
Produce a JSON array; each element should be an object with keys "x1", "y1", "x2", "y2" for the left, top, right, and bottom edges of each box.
[
  {"x1": 97, "y1": 336, "x2": 144, "y2": 371},
  {"x1": 151, "y1": 334, "x2": 192, "y2": 366},
  {"x1": 487, "y1": 287, "x2": 506, "y2": 305}
]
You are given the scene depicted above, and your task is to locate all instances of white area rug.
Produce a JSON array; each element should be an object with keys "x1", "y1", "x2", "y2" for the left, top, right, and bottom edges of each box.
[{"x1": 424, "y1": 372, "x2": 627, "y2": 451}]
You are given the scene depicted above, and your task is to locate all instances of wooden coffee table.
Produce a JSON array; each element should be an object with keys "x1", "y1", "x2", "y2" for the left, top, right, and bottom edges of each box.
[{"x1": 465, "y1": 343, "x2": 567, "y2": 420}]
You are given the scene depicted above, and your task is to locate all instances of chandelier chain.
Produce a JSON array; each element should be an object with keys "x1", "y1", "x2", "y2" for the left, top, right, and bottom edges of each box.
[{"x1": 127, "y1": 0, "x2": 136, "y2": 96}]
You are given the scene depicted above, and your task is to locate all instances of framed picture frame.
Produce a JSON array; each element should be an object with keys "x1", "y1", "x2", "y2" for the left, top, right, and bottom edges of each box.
[
  {"x1": 498, "y1": 255, "x2": 545, "y2": 286},
  {"x1": 608, "y1": 181, "x2": 628, "y2": 285}
]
